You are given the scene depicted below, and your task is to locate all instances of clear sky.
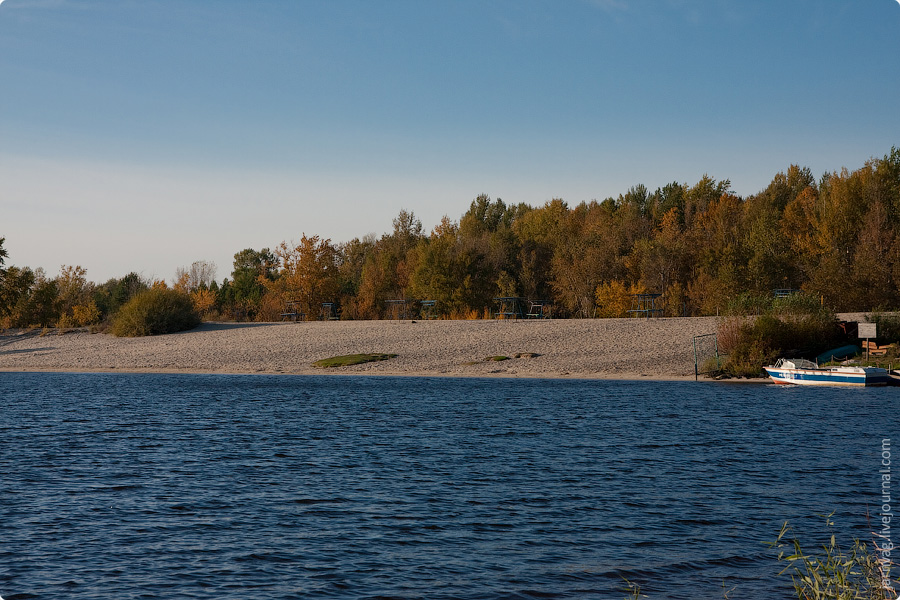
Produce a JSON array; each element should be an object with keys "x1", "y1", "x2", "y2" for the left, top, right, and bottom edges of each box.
[{"x1": 1, "y1": 0, "x2": 898, "y2": 283}]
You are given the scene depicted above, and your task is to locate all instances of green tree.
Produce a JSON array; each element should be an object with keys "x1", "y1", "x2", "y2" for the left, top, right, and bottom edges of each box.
[
  {"x1": 683, "y1": 175, "x2": 731, "y2": 231},
  {"x1": 649, "y1": 182, "x2": 686, "y2": 226},
  {"x1": 29, "y1": 271, "x2": 61, "y2": 327},
  {"x1": 336, "y1": 235, "x2": 376, "y2": 319},
  {"x1": 513, "y1": 199, "x2": 567, "y2": 303},
  {"x1": 94, "y1": 273, "x2": 148, "y2": 319},
  {"x1": 0, "y1": 265, "x2": 35, "y2": 324},
  {"x1": 408, "y1": 216, "x2": 464, "y2": 315},
  {"x1": 232, "y1": 248, "x2": 279, "y2": 280},
  {"x1": 218, "y1": 248, "x2": 278, "y2": 319}
]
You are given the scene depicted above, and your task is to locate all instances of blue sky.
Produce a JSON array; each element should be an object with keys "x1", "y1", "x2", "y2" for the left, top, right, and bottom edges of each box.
[{"x1": 1, "y1": 0, "x2": 898, "y2": 283}]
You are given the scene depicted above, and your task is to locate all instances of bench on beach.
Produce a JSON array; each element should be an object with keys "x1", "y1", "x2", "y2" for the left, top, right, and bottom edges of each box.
[{"x1": 525, "y1": 301, "x2": 551, "y2": 319}]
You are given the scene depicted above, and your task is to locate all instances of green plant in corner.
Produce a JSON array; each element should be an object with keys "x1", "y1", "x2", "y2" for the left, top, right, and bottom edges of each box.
[
  {"x1": 620, "y1": 577, "x2": 646, "y2": 599},
  {"x1": 771, "y1": 515, "x2": 899, "y2": 600}
]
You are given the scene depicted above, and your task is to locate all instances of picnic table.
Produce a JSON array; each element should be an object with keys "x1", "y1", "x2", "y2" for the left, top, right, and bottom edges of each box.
[
  {"x1": 281, "y1": 300, "x2": 304, "y2": 322},
  {"x1": 626, "y1": 293, "x2": 664, "y2": 318},
  {"x1": 493, "y1": 297, "x2": 526, "y2": 320}
]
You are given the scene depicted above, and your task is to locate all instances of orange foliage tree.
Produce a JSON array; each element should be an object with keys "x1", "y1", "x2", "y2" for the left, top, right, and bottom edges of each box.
[{"x1": 270, "y1": 235, "x2": 341, "y2": 319}]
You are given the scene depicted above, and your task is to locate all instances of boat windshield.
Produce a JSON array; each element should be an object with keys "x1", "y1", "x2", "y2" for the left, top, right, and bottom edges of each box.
[{"x1": 774, "y1": 358, "x2": 819, "y2": 370}]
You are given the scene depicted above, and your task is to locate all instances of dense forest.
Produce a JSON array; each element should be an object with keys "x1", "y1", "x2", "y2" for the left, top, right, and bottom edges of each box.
[{"x1": 2, "y1": 147, "x2": 899, "y2": 328}]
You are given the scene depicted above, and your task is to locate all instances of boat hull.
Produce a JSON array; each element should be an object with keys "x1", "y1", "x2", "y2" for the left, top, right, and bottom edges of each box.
[{"x1": 764, "y1": 367, "x2": 890, "y2": 387}]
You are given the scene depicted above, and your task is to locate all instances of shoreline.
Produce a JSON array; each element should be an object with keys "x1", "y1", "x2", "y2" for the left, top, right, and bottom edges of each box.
[
  {"x1": 0, "y1": 316, "x2": 765, "y2": 381},
  {"x1": 0, "y1": 365, "x2": 732, "y2": 382}
]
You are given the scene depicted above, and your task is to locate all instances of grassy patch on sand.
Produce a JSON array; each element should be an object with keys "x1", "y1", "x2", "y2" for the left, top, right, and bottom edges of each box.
[
  {"x1": 313, "y1": 353, "x2": 398, "y2": 368},
  {"x1": 484, "y1": 355, "x2": 510, "y2": 361}
]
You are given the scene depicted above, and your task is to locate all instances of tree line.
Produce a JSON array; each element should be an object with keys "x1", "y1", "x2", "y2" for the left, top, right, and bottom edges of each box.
[{"x1": 2, "y1": 147, "x2": 899, "y2": 328}]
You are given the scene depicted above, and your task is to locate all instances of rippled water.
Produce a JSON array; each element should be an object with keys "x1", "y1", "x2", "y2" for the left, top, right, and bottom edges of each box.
[{"x1": 0, "y1": 373, "x2": 895, "y2": 599}]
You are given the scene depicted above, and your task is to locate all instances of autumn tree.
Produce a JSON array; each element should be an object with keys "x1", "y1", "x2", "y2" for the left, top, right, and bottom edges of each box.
[
  {"x1": 55, "y1": 265, "x2": 100, "y2": 327},
  {"x1": 687, "y1": 192, "x2": 746, "y2": 314},
  {"x1": 355, "y1": 209, "x2": 424, "y2": 318},
  {"x1": 336, "y1": 235, "x2": 376, "y2": 319},
  {"x1": 513, "y1": 199, "x2": 567, "y2": 304},
  {"x1": 549, "y1": 202, "x2": 610, "y2": 317},
  {"x1": 272, "y1": 235, "x2": 340, "y2": 318},
  {"x1": 850, "y1": 200, "x2": 897, "y2": 309},
  {"x1": 630, "y1": 206, "x2": 692, "y2": 315}
]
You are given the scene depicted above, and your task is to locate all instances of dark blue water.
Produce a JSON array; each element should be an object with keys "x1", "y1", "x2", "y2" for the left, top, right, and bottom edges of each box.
[{"x1": 0, "y1": 374, "x2": 895, "y2": 599}]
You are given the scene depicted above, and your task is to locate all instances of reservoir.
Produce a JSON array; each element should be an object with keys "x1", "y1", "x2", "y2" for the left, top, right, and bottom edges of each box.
[{"x1": 0, "y1": 373, "x2": 894, "y2": 599}]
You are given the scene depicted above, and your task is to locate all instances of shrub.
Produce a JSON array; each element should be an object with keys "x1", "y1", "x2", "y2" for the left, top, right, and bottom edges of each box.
[
  {"x1": 867, "y1": 313, "x2": 900, "y2": 344},
  {"x1": 112, "y1": 288, "x2": 201, "y2": 337},
  {"x1": 725, "y1": 292, "x2": 773, "y2": 316},
  {"x1": 720, "y1": 295, "x2": 841, "y2": 377}
]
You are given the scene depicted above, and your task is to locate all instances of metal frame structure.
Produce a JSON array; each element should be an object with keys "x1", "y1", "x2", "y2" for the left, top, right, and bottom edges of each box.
[{"x1": 627, "y1": 293, "x2": 664, "y2": 318}]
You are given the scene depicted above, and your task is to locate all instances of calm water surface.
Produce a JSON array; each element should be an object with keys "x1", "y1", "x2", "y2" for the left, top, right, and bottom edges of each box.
[{"x1": 0, "y1": 373, "x2": 895, "y2": 599}]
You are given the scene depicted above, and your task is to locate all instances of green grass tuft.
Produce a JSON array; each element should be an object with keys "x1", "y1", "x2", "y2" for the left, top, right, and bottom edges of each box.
[
  {"x1": 313, "y1": 353, "x2": 397, "y2": 368},
  {"x1": 484, "y1": 355, "x2": 510, "y2": 361}
]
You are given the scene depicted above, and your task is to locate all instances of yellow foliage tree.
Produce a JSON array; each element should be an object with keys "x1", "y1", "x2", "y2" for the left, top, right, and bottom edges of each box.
[
  {"x1": 173, "y1": 272, "x2": 191, "y2": 293},
  {"x1": 191, "y1": 288, "x2": 217, "y2": 317},
  {"x1": 55, "y1": 265, "x2": 98, "y2": 328},
  {"x1": 595, "y1": 280, "x2": 646, "y2": 318},
  {"x1": 71, "y1": 301, "x2": 101, "y2": 326}
]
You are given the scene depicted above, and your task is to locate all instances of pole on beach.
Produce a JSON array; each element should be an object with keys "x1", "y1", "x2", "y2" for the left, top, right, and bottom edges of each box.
[{"x1": 693, "y1": 337, "x2": 698, "y2": 381}]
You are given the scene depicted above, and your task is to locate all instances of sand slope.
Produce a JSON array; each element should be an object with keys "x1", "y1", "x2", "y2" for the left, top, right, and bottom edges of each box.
[{"x1": 0, "y1": 317, "x2": 723, "y2": 379}]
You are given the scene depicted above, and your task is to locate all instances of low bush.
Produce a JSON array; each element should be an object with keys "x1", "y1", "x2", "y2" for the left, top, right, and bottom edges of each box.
[
  {"x1": 720, "y1": 295, "x2": 841, "y2": 377},
  {"x1": 867, "y1": 312, "x2": 900, "y2": 344},
  {"x1": 111, "y1": 288, "x2": 201, "y2": 337}
]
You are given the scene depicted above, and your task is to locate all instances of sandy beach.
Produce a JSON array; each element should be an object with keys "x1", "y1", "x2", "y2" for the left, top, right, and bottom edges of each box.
[{"x1": 0, "y1": 317, "x2": 728, "y2": 380}]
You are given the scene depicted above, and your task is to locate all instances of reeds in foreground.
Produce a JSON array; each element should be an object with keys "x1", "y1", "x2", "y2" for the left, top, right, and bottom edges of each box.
[{"x1": 771, "y1": 516, "x2": 899, "y2": 600}]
